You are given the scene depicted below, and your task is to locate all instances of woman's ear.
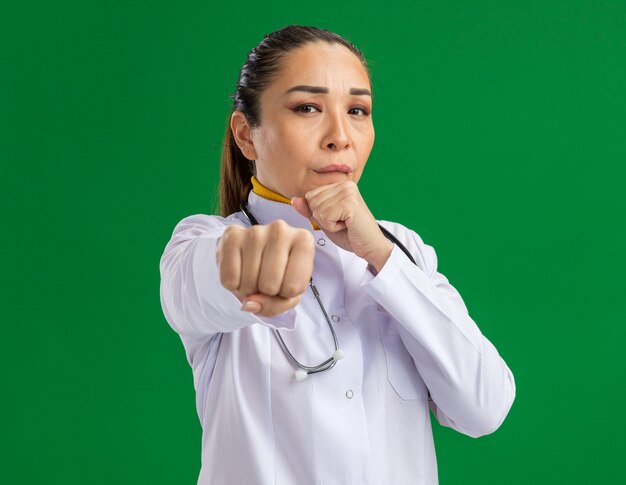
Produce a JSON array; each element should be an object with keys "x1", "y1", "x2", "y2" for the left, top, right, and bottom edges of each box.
[{"x1": 230, "y1": 111, "x2": 257, "y2": 160}]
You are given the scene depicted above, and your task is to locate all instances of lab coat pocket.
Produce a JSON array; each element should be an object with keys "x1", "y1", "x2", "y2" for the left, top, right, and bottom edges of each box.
[{"x1": 378, "y1": 312, "x2": 428, "y2": 401}]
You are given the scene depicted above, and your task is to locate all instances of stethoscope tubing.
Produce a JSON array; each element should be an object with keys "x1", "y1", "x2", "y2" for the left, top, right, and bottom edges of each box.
[{"x1": 238, "y1": 199, "x2": 417, "y2": 378}]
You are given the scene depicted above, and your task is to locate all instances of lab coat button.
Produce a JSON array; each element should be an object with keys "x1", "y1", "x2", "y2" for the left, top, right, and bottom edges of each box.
[
  {"x1": 316, "y1": 237, "x2": 326, "y2": 246},
  {"x1": 345, "y1": 389, "x2": 354, "y2": 399},
  {"x1": 331, "y1": 314, "x2": 340, "y2": 322}
]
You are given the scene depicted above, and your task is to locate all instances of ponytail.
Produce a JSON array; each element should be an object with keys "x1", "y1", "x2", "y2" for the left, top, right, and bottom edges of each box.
[{"x1": 218, "y1": 118, "x2": 254, "y2": 216}]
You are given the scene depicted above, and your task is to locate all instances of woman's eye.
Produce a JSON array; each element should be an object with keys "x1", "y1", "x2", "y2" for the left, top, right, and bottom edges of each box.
[
  {"x1": 295, "y1": 104, "x2": 319, "y2": 113},
  {"x1": 349, "y1": 107, "x2": 370, "y2": 116}
]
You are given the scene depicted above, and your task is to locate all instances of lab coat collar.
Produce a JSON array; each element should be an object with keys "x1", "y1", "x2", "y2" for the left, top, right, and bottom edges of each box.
[{"x1": 244, "y1": 190, "x2": 321, "y2": 232}]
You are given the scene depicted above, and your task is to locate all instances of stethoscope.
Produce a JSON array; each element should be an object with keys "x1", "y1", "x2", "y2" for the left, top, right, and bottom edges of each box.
[{"x1": 240, "y1": 200, "x2": 417, "y2": 381}]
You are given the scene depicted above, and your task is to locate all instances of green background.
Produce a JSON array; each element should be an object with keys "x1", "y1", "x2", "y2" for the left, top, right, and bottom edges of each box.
[{"x1": 3, "y1": 0, "x2": 625, "y2": 483}]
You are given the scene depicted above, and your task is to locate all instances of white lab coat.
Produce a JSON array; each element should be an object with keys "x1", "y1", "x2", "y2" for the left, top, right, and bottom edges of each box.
[{"x1": 159, "y1": 190, "x2": 516, "y2": 485}]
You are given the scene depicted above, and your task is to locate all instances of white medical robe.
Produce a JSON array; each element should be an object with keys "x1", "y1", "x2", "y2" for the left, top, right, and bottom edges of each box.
[{"x1": 159, "y1": 190, "x2": 516, "y2": 485}]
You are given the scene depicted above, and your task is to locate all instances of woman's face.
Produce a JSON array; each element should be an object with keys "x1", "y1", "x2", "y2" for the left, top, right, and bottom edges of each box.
[{"x1": 234, "y1": 41, "x2": 375, "y2": 198}]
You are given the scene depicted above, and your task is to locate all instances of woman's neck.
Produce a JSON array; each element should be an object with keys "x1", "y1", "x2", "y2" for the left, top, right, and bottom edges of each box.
[
  {"x1": 250, "y1": 176, "x2": 292, "y2": 204},
  {"x1": 250, "y1": 176, "x2": 320, "y2": 230}
]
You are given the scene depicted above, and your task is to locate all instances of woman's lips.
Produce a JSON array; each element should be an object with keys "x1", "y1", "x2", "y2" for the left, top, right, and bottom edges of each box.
[{"x1": 314, "y1": 164, "x2": 352, "y2": 173}]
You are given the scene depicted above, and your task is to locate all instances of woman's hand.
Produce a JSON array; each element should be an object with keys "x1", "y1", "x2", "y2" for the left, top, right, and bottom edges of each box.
[
  {"x1": 215, "y1": 221, "x2": 315, "y2": 317},
  {"x1": 291, "y1": 181, "x2": 394, "y2": 273}
]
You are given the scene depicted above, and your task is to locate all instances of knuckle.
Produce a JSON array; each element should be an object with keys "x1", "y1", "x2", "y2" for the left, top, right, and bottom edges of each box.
[
  {"x1": 295, "y1": 242, "x2": 315, "y2": 262},
  {"x1": 280, "y1": 282, "x2": 300, "y2": 298},
  {"x1": 270, "y1": 219, "x2": 289, "y2": 232},
  {"x1": 220, "y1": 268, "x2": 239, "y2": 290},
  {"x1": 221, "y1": 276, "x2": 239, "y2": 291},
  {"x1": 258, "y1": 279, "x2": 280, "y2": 296},
  {"x1": 222, "y1": 225, "x2": 242, "y2": 242},
  {"x1": 219, "y1": 228, "x2": 243, "y2": 256},
  {"x1": 294, "y1": 229, "x2": 314, "y2": 245}
]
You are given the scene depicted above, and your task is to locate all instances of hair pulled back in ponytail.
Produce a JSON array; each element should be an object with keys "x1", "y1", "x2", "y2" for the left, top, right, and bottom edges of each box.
[{"x1": 218, "y1": 25, "x2": 370, "y2": 216}]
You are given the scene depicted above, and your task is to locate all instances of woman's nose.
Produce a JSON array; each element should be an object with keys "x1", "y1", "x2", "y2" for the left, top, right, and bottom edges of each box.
[{"x1": 322, "y1": 111, "x2": 351, "y2": 150}]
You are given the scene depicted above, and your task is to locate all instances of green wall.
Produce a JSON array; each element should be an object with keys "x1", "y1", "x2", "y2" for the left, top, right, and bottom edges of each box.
[{"x1": 3, "y1": 1, "x2": 625, "y2": 483}]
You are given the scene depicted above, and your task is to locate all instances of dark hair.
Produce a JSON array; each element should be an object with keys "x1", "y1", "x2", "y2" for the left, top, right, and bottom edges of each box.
[{"x1": 217, "y1": 25, "x2": 370, "y2": 216}]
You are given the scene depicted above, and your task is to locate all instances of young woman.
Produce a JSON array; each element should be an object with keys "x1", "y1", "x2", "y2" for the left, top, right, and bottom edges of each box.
[{"x1": 160, "y1": 25, "x2": 515, "y2": 485}]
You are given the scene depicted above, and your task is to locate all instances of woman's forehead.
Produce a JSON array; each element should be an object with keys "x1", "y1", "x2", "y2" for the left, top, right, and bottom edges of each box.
[{"x1": 271, "y1": 42, "x2": 370, "y2": 93}]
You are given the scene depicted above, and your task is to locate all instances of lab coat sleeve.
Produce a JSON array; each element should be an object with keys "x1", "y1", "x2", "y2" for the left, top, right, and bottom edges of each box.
[
  {"x1": 159, "y1": 214, "x2": 298, "y2": 342},
  {"x1": 361, "y1": 221, "x2": 516, "y2": 438}
]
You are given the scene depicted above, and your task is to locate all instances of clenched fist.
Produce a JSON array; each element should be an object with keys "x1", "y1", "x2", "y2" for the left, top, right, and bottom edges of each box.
[
  {"x1": 215, "y1": 220, "x2": 315, "y2": 317},
  {"x1": 291, "y1": 181, "x2": 394, "y2": 273}
]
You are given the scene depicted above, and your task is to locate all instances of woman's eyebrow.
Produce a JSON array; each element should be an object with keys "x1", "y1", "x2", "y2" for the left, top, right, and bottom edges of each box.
[{"x1": 283, "y1": 85, "x2": 371, "y2": 96}]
